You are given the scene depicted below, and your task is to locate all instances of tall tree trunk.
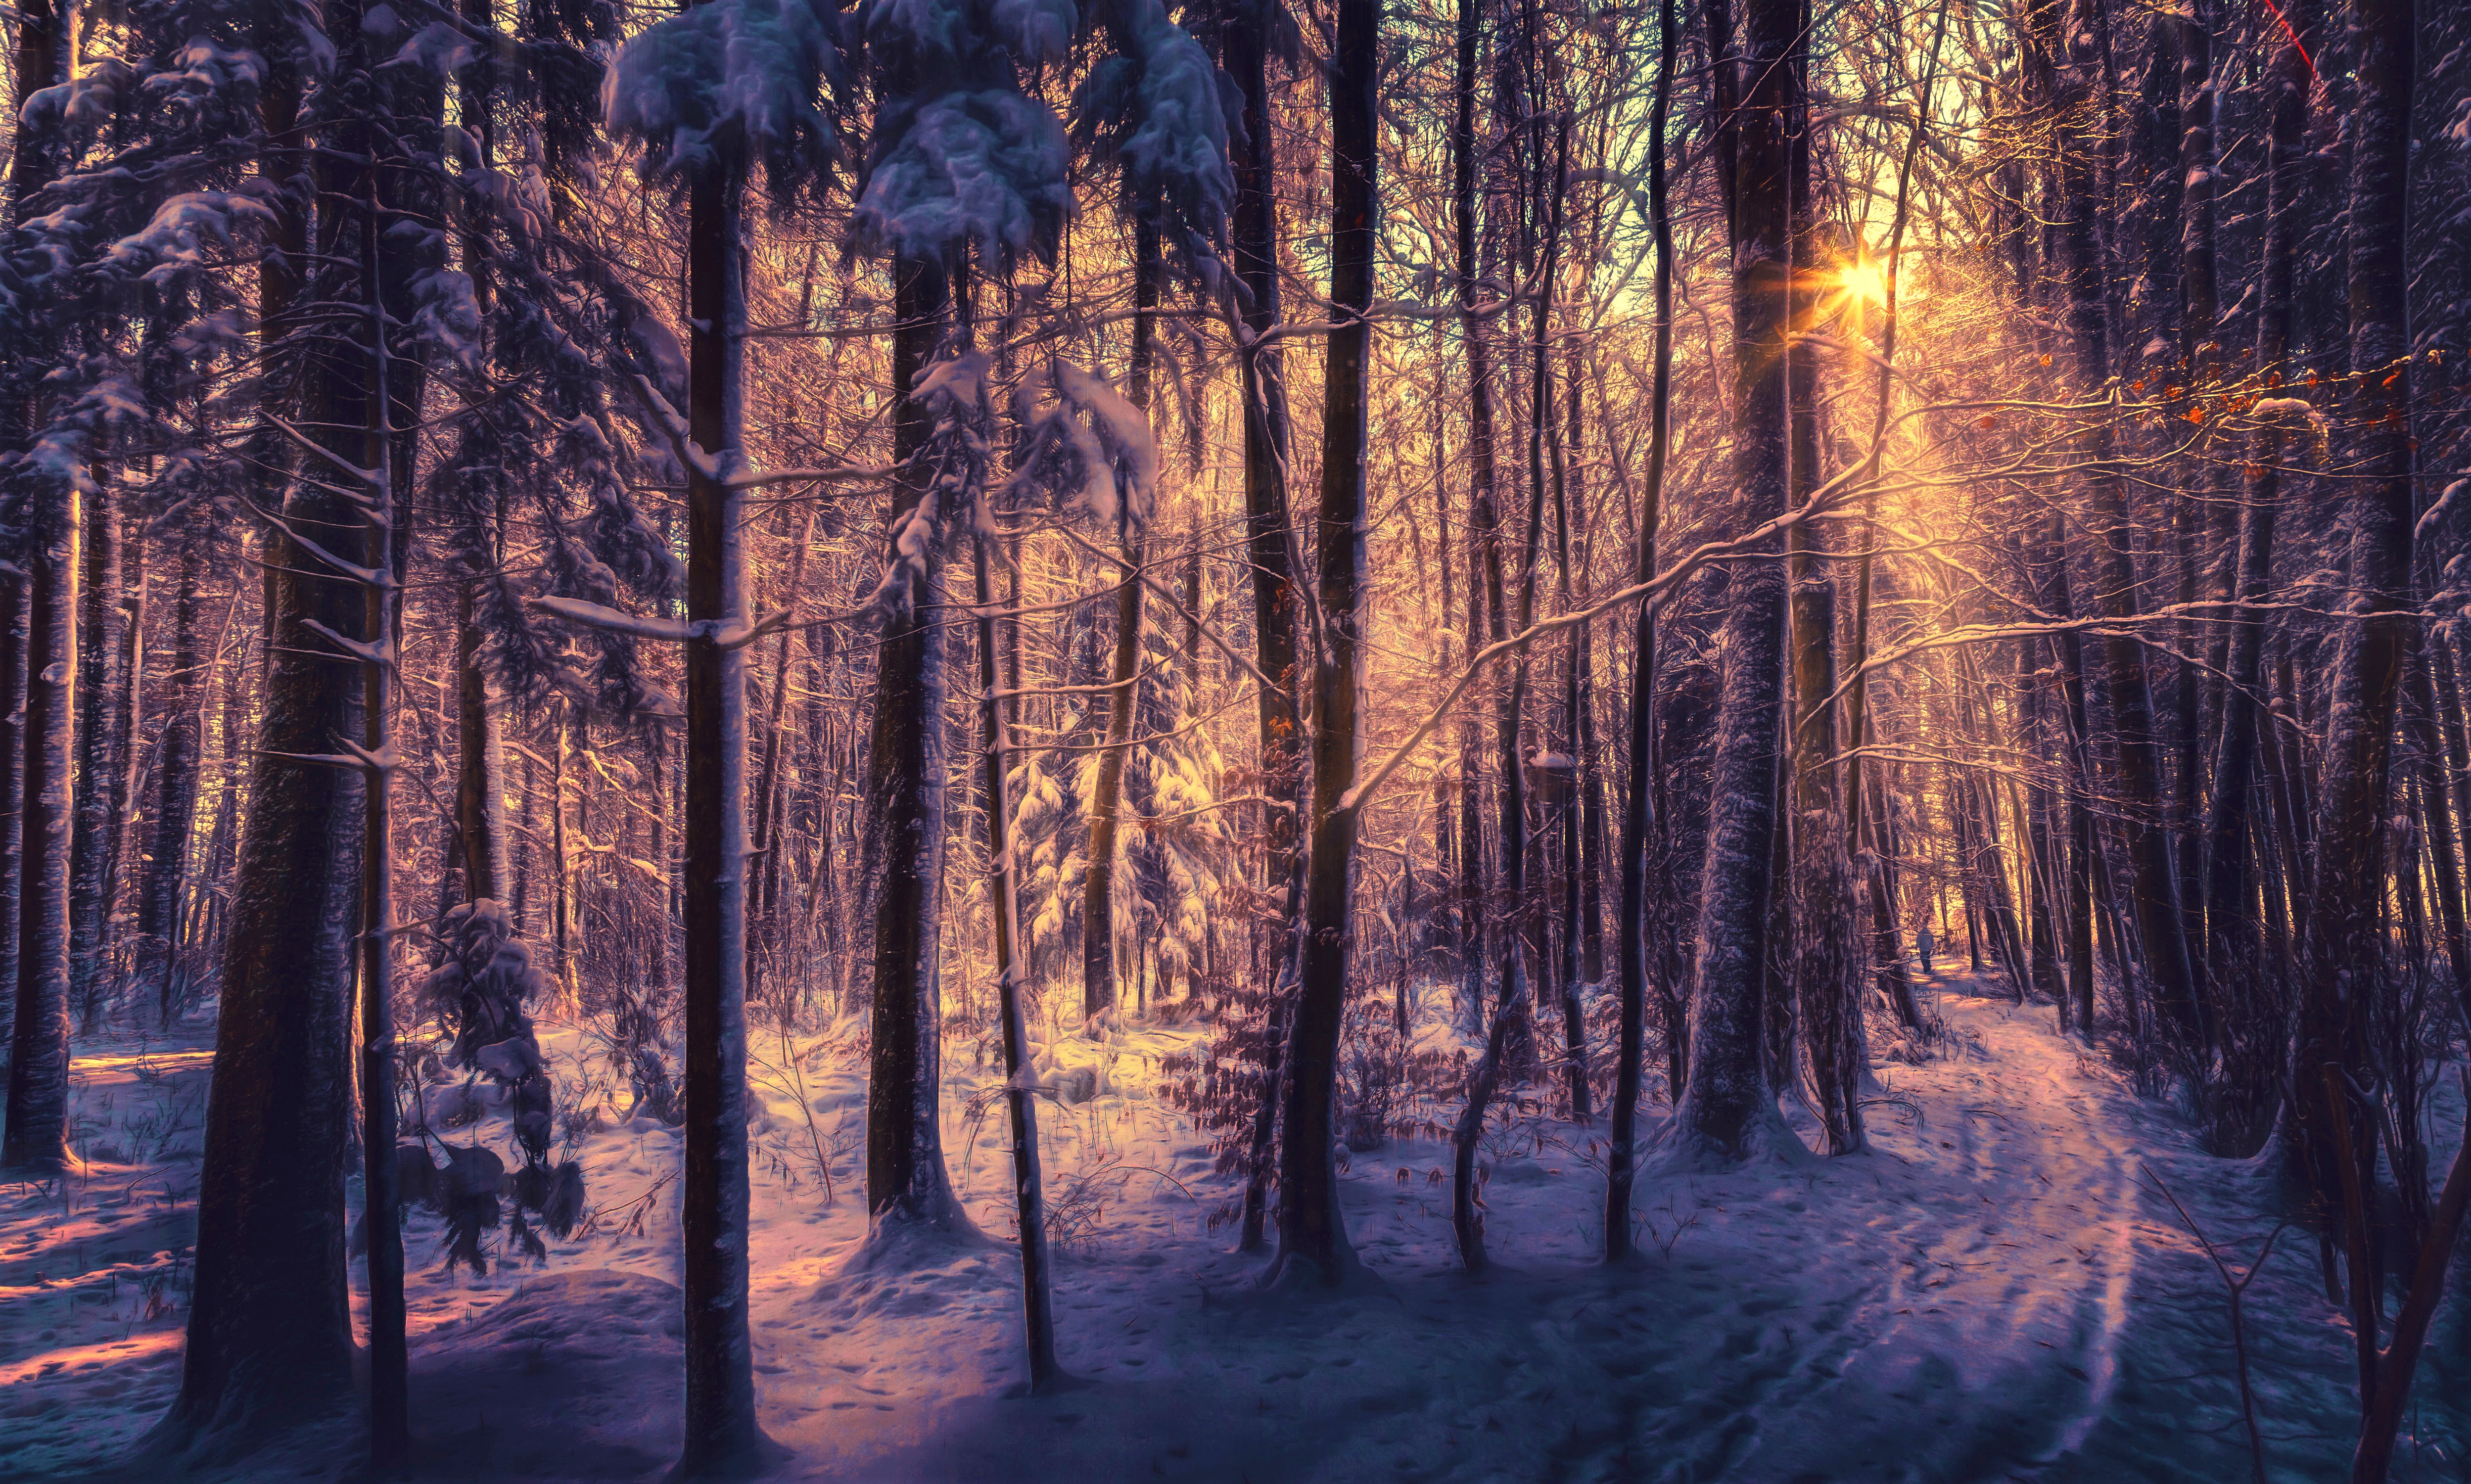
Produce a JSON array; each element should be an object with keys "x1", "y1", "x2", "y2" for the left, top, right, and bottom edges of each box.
[
  {"x1": 1, "y1": 0, "x2": 72, "y2": 1177},
  {"x1": 2169, "y1": 1, "x2": 2220, "y2": 984},
  {"x1": 446, "y1": 0, "x2": 504, "y2": 913},
  {"x1": 1536, "y1": 114, "x2": 1587, "y2": 1123},
  {"x1": 1274, "y1": 0, "x2": 1375, "y2": 1283},
  {"x1": 155, "y1": 29, "x2": 358, "y2": 1443},
  {"x1": 2411, "y1": 654, "x2": 2471, "y2": 1021},
  {"x1": 862, "y1": 253, "x2": 971, "y2": 1237},
  {"x1": 0, "y1": 0, "x2": 61, "y2": 1060},
  {"x1": 1668, "y1": 0, "x2": 1796, "y2": 1162},
  {"x1": 1222, "y1": 0, "x2": 1303, "y2": 1256},
  {"x1": 69, "y1": 497, "x2": 126, "y2": 1029},
  {"x1": 551, "y1": 706, "x2": 572, "y2": 990},
  {"x1": 109, "y1": 547, "x2": 145, "y2": 974},
  {"x1": 451, "y1": 581, "x2": 505, "y2": 904},
  {"x1": 0, "y1": 575, "x2": 24, "y2": 1053},
  {"x1": 2197, "y1": 0, "x2": 2311, "y2": 1146},
  {"x1": 1569, "y1": 352, "x2": 1606, "y2": 994},
  {"x1": 2047, "y1": 531, "x2": 2100, "y2": 1036},
  {"x1": 677, "y1": 139, "x2": 765, "y2": 1474},
  {"x1": 1452, "y1": 0, "x2": 1504, "y2": 1044},
  {"x1": 969, "y1": 534, "x2": 1061, "y2": 1386},
  {"x1": 1606, "y1": 0, "x2": 1676, "y2": 1258},
  {"x1": 4, "y1": 476, "x2": 77, "y2": 1176},
  {"x1": 1782, "y1": 21, "x2": 1862, "y2": 1154},
  {"x1": 2034, "y1": 0, "x2": 2206, "y2": 1051},
  {"x1": 2293, "y1": 0, "x2": 2414, "y2": 1229},
  {"x1": 2432, "y1": 649, "x2": 2471, "y2": 1010},
  {"x1": 352, "y1": 180, "x2": 407, "y2": 1464},
  {"x1": 748, "y1": 503, "x2": 816, "y2": 995},
  {"x1": 1082, "y1": 216, "x2": 1160, "y2": 1024}
]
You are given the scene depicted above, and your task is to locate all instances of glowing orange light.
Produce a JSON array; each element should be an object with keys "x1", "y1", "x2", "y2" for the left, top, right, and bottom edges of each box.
[{"x1": 1835, "y1": 258, "x2": 1893, "y2": 307}]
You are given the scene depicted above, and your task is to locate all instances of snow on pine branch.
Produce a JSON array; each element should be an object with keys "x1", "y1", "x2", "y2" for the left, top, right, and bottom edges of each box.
[
  {"x1": 1002, "y1": 359, "x2": 1158, "y2": 530},
  {"x1": 1075, "y1": 0, "x2": 1236, "y2": 275},
  {"x1": 103, "y1": 190, "x2": 281, "y2": 288},
  {"x1": 867, "y1": 349, "x2": 994, "y2": 619},
  {"x1": 603, "y1": 0, "x2": 843, "y2": 187},
  {"x1": 848, "y1": 89, "x2": 1074, "y2": 266}
]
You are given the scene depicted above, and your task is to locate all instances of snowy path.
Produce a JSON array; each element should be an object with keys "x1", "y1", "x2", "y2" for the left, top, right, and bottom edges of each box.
[{"x1": 2, "y1": 980, "x2": 2461, "y2": 1481}]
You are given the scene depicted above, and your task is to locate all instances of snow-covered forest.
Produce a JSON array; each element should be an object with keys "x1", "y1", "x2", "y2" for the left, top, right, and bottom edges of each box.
[{"x1": 3, "y1": 0, "x2": 2471, "y2": 1474}]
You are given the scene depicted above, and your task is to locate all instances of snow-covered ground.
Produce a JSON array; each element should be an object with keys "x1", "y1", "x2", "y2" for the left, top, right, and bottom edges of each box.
[{"x1": 4, "y1": 973, "x2": 2465, "y2": 1481}]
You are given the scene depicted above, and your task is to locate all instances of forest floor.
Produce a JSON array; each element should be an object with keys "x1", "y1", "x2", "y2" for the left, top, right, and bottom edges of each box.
[{"x1": 2, "y1": 971, "x2": 2465, "y2": 1482}]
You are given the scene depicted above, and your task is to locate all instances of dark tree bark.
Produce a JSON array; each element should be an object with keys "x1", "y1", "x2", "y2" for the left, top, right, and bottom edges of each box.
[
  {"x1": 1568, "y1": 351, "x2": 1607, "y2": 994},
  {"x1": 154, "y1": 28, "x2": 358, "y2": 1446},
  {"x1": 2292, "y1": 0, "x2": 2415, "y2": 1223},
  {"x1": 677, "y1": 136, "x2": 766, "y2": 1475},
  {"x1": 2167, "y1": 2, "x2": 2220, "y2": 981},
  {"x1": 969, "y1": 533, "x2": 1062, "y2": 1386},
  {"x1": 444, "y1": 0, "x2": 504, "y2": 913},
  {"x1": 2410, "y1": 654, "x2": 2470, "y2": 1021},
  {"x1": 1782, "y1": 25, "x2": 1862, "y2": 1154},
  {"x1": 1273, "y1": 0, "x2": 1375, "y2": 1284},
  {"x1": 0, "y1": 0, "x2": 56, "y2": 1055},
  {"x1": 748, "y1": 502, "x2": 817, "y2": 992},
  {"x1": 1667, "y1": 0, "x2": 1797, "y2": 1161},
  {"x1": 1, "y1": 0, "x2": 72, "y2": 1178},
  {"x1": 2032, "y1": 0, "x2": 2206, "y2": 1051},
  {"x1": 2196, "y1": 0, "x2": 2312, "y2": 1145},
  {"x1": 1535, "y1": 114, "x2": 1587, "y2": 1123},
  {"x1": 1452, "y1": 0, "x2": 1503, "y2": 1044},
  {"x1": 2429, "y1": 648, "x2": 2471, "y2": 1018},
  {"x1": 69, "y1": 496, "x2": 127, "y2": 1029},
  {"x1": 0, "y1": 576, "x2": 23, "y2": 1053},
  {"x1": 451, "y1": 580, "x2": 503, "y2": 904},
  {"x1": 1221, "y1": 0, "x2": 1304, "y2": 1256},
  {"x1": 136, "y1": 505, "x2": 204, "y2": 1026},
  {"x1": 1082, "y1": 217, "x2": 1161, "y2": 1023},
  {"x1": 862, "y1": 253, "x2": 972, "y2": 1238},
  {"x1": 348, "y1": 168, "x2": 408, "y2": 1464},
  {"x1": 3, "y1": 480, "x2": 76, "y2": 1177},
  {"x1": 1606, "y1": 0, "x2": 1677, "y2": 1259}
]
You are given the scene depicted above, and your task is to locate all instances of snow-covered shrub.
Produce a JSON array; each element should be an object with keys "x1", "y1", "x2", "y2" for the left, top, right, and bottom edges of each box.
[{"x1": 420, "y1": 900, "x2": 585, "y2": 1262}]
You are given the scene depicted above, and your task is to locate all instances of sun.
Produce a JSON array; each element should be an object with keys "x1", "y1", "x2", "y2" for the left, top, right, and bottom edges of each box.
[{"x1": 1834, "y1": 256, "x2": 1892, "y2": 308}]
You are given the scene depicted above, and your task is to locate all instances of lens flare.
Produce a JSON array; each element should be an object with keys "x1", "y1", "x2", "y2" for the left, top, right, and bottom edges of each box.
[{"x1": 1836, "y1": 258, "x2": 1892, "y2": 307}]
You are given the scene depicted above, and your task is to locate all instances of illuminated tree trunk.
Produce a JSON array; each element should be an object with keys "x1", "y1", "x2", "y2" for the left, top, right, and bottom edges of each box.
[
  {"x1": 1569, "y1": 350, "x2": 1606, "y2": 993},
  {"x1": 348, "y1": 167, "x2": 408, "y2": 1464}
]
